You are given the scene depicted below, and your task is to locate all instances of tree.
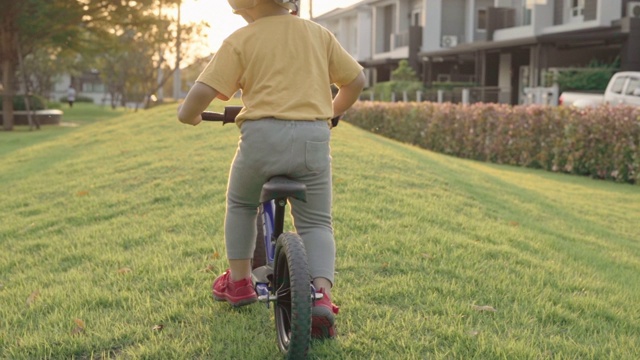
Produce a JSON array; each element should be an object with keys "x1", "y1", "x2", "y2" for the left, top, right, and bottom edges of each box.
[
  {"x1": 1, "y1": 0, "x2": 84, "y2": 130},
  {"x1": 391, "y1": 60, "x2": 419, "y2": 82},
  {"x1": 0, "y1": 0, "x2": 19, "y2": 131},
  {"x1": 1, "y1": 0, "x2": 203, "y2": 130}
]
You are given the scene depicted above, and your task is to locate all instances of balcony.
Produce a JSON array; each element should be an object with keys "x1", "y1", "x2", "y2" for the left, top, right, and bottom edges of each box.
[
  {"x1": 487, "y1": 4, "x2": 555, "y2": 42},
  {"x1": 391, "y1": 31, "x2": 409, "y2": 49}
]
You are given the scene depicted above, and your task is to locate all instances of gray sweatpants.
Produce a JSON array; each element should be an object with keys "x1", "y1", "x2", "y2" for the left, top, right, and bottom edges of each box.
[{"x1": 224, "y1": 119, "x2": 336, "y2": 284}]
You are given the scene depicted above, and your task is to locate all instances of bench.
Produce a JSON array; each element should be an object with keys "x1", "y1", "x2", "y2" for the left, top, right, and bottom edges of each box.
[{"x1": 1, "y1": 109, "x2": 63, "y2": 126}]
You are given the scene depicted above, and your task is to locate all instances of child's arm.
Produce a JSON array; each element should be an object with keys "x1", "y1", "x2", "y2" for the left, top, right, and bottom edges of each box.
[
  {"x1": 332, "y1": 71, "x2": 366, "y2": 118},
  {"x1": 178, "y1": 82, "x2": 220, "y2": 126}
]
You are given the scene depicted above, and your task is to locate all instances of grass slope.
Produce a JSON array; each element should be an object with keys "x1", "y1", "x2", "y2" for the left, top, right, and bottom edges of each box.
[{"x1": 1, "y1": 104, "x2": 639, "y2": 359}]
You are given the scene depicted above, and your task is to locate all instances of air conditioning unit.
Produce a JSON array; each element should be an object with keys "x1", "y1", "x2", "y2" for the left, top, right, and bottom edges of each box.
[
  {"x1": 441, "y1": 35, "x2": 458, "y2": 48},
  {"x1": 629, "y1": 1, "x2": 640, "y2": 18}
]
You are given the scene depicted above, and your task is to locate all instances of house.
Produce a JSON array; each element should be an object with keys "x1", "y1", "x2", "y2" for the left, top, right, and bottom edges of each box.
[
  {"x1": 314, "y1": 0, "x2": 424, "y2": 86},
  {"x1": 314, "y1": 0, "x2": 640, "y2": 104},
  {"x1": 50, "y1": 70, "x2": 111, "y2": 105}
]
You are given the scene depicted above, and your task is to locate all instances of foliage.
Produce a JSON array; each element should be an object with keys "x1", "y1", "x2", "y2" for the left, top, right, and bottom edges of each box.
[
  {"x1": 1, "y1": 104, "x2": 639, "y2": 359},
  {"x1": 366, "y1": 81, "x2": 425, "y2": 101},
  {"x1": 346, "y1": 102, "x2": 640, "y2": 184},
  {"x1": 556, "y1": 69, "x2": 616, "y2": 92},
  {"x1": 1, "y1": 0, "x2": 206, "y2": 129},
  {"x1": 362, "y1": 60, "x2": 424, "y2": 101},
  {"x1": 553, "y1": 58, "x2": 620, "y2": 92},
  {"x1": 20, "y1": 48, "x2": 81, "y2": 100},
  {"x1": 0, "y1": 95, "x2": 47, "y2": 111},
  {"x1": 391, "y1": 59, "x2": 418, "y2": 82},
  {"x1": 429, "y1": 81, "x2": 477, "y2": 90}
]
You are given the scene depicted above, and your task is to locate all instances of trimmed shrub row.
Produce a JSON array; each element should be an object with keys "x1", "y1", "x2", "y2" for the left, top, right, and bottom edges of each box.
[
  {"x1": 0, "y1": 95, "x2": 47, "y2": 111},
  {"x1": 345, "y1": 102, "x2": 640, "y2": 184}
]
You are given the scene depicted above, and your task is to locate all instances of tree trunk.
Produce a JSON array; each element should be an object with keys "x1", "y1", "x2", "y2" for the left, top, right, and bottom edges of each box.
[
  {"x1": 1, "y1": 7, "x2": 16, "y2": 131},
  {"x1": 2, "y1": 58, "x2": 14, "y2": 131},
  {"x1": 16, "y1": 32, "x2": 39, "y2": 130}
]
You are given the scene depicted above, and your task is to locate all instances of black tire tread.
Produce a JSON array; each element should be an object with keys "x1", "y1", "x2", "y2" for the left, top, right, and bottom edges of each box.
[{"x1": 274, "y1": 232, "x2": 311, "y2": 359}]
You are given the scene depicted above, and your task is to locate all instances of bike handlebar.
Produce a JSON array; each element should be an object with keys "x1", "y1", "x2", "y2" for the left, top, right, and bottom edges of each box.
[
  {"x1": 201, "y1": 106, "x2": 341, "y2": 127},
  {"x1": 201, "y1": 106, "x2": 242, "y2": 125}
]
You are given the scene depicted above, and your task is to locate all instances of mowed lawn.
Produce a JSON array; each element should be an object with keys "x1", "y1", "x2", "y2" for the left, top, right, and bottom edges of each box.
[{"x1": 1, "y1": 103, "x2": 639, "y2": 359}]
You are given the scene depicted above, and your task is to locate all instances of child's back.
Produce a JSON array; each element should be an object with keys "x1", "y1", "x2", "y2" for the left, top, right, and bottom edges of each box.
[{"x1": 197, "y1": 14, "x2": 362, "y2": 127}]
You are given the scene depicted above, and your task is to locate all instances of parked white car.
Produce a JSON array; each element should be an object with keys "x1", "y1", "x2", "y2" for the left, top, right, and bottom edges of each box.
[{"x1": 559, "y1": 72, "x2": 640, "y2": 108}]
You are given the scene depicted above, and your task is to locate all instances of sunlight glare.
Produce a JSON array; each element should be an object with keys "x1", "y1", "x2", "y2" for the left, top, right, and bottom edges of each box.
[{"x1": 180, "y1": 0, "x2": 363, "y2": 54}]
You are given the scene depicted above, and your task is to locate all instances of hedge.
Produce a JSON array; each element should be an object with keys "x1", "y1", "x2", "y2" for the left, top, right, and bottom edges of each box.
[
  {"x1": 0, "y1": 95, "x2": 47, "y2": 111},
  {"x1": 345, "y1": 102, "x2": 640, "y2": 184}
]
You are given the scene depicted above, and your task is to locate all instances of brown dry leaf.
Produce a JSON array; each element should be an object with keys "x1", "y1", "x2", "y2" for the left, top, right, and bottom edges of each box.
[
  {"x1": 152, "y1": 324, "x2": 164, "y2": 332},
  {"x1": 381, "y1": 262, "x2": 389, "y2": 269},
  {"x1": 199, "y1": 264, "x2": 215, "y2": 273},
  {"x1": 26, "y1": 290, "x2": 40, "y2": 307},
  {"x1": 508, "y1": 221, "x2": 520, "y2": 227},
  {"x1": 76, "y1": 190, "x2": 90, "y2": 197},
  {"x1": 211, "y1": 251, "x2": 220, "y2": 260},
  {"x1": 472, "y1": 305, "x2": 497, "y2": 312},
  {"x1": 117, "y1": 267, "x2": 132, "y2": 274},
  {"x1": 71, "y1": 318, "x2": 86, "y2": 336}
]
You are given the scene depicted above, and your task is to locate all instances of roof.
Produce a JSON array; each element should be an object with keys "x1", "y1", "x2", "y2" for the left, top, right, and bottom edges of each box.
[
  {"x1": 313, "y1": 0, "x2": 375, "y2": 21},
  {"x1": 420, "y1": 23, "x2": 628, "y2": 58}
]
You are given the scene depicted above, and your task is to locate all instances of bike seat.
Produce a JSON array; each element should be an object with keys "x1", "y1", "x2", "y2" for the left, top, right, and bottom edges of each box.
[{"x1": 260, "y1": 176, "x2": 307, "y2": 203}]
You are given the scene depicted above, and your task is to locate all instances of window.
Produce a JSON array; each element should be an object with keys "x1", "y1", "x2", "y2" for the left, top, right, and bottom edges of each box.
[
  {"x1": 82, "y1": 81, "x2": 104, "y2": 93},
  {"x1": 625, "y1": 78, "x2": 640, "y2": 96},
  {"x1": 477, "y1": 9, "x2": 487, "y2": 31},
  {"x1": 412, "y1": 10, "x2": 421, "y2": 26},
  {"x1": 610, "y1": 77, "x2": 627, "y2": 94},
  {"x1": 522, "y1": 0, "x2": 532, "y2": 25},
  {"x1": 571, "y1": 0, "x2": 584, "y2": 17}
]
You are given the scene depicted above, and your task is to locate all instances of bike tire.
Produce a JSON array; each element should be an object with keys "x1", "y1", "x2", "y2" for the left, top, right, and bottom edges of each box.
[
  {"x1": 252, "y1": 205, "x2": 266, "y2": 270},
  {"x1": 273, "y1": 232, "x2": 311, "y2": 359}
]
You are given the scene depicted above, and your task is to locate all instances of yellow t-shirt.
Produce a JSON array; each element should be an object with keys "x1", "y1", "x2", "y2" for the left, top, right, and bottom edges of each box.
[{"x1": 196, "y1": 15, "x2": 364, "y2": 127}]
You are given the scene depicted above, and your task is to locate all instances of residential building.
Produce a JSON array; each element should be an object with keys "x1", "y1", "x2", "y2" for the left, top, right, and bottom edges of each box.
[
  {"x1": 314, "y1": 0, "x2": 424, "y2": 85},
  {"x1": 314, "y1": 0, "x2": 640, "y2": 104}
]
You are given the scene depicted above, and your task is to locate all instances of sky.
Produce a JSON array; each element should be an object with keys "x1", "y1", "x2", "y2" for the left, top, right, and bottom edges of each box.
[{"x1": 181, "y1": 0, "x2": 362, "y2": 53}]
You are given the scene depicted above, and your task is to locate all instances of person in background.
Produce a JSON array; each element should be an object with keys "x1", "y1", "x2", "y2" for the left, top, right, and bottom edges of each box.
[{"x1": 67, "y1": 86, "x2": 76, "y2": 108}]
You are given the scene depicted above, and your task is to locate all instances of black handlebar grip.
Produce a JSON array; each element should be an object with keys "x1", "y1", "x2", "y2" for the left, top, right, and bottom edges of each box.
[
  {"x1": 201, "y1": 112, "x2": 224, "y2": 121},
  {"x1": 331, "y1": 115, "x2": 341, "y2": 128}
]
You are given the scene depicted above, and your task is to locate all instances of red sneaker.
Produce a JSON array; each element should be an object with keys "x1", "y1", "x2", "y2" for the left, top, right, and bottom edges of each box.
[
  {"x1": 212, "y1": 270, "x2": 257, "y2": 307},
  {"x1": 311, "y1": 288, "x2": 339, "y2": 339}
]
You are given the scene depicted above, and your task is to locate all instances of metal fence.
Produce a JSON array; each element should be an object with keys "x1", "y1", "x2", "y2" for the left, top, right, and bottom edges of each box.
[{"x1": 360, "y1": 87, "x2": 506, "y2": 105}]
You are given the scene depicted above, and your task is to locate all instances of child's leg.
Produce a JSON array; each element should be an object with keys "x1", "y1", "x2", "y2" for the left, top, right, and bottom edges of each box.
[
  {"x1": 286, "y1": 125, "x2": 335, "y2": 294},
  {"x1": 224, "y1": 136, "x2": 268, "y2": 280},
  {"x1": 290, "y1": 169, "x2": 335, "y2": 294}
]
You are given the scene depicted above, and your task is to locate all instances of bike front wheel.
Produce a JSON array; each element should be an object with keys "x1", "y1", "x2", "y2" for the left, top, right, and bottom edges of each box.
[{"x1": 273, "y1": 232, "x2": 311, "y2": 358}]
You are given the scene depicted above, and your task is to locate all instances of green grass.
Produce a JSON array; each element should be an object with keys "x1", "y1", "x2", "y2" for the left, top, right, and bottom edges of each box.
[
  {"x1": 1, "y1": 103, "x2": 639, "y2": 359},
  {"x1": 1, "y1": 102, "x2": 128, "y2": 155}
]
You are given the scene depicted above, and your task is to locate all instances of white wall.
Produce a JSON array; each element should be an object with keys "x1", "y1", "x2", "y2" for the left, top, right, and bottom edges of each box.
[
  {"x1": 423, "y1": 0, "x2": 443, "y2": 52},
  {"x1": 498, "y1": 53, "x2": 512, "y2": 103},
  {"x1": 357, "y1": 7, "x2": 373, "y2": 61}
]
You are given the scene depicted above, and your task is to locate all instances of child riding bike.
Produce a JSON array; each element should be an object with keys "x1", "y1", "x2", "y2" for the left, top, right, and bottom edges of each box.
[{"x1": 178, "y1": 0, "x2": 365, "y2": 339}]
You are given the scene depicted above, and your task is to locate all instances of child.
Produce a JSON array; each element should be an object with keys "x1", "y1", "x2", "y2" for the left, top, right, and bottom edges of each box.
[{"x1": 177, "y1": 0, "x2": 365, "y2": 339}]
